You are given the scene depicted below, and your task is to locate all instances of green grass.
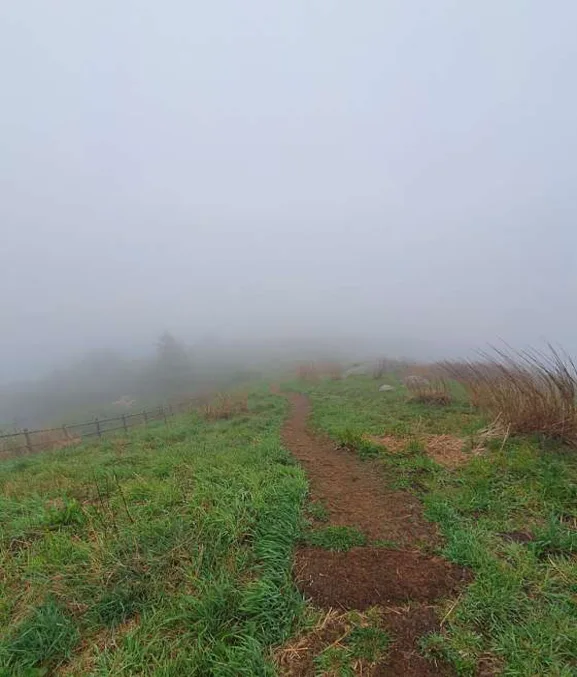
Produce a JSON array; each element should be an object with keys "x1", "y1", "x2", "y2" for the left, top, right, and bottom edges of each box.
[
  {"x1": 305, "y1": 500, "x2": 330, "y2": 523},
  {"x1": 302, "y1": 525, "x2": 367, "y2": 551},
  {"x1": 291, "y1": 376, "x2": 577, "y2": 676},
  {"x1": 0, "y1": 389, "x2": 307, "y2": 676},
  {"x1": 283, "y1": 375, "x2": 483, "y2": 439}
]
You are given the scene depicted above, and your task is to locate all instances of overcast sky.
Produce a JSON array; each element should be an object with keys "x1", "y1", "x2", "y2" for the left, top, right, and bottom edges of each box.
[{"x1": 1, "y1": 1, "x2": 576, "y2": 381}]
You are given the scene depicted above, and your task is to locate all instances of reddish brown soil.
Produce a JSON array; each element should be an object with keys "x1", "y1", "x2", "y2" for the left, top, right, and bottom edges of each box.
[
  {"x1": 376, "y1": 605, "x2": 453, "y2": 677},
  {"x1": 275, "y1": 610, "x2": 367, "y2": 677},
  {"x1": 281, "y1": 393, "x2": 438, "y2": 547},
  {"x1": 278, "y1": 392, "x2": 471, "y2": 676},
  {"x1": 276, "y1": 605, "x2": 452, "y2": 677},
  {"x1": 295, "y1": 547, "x2": 470, "y2": 610}
]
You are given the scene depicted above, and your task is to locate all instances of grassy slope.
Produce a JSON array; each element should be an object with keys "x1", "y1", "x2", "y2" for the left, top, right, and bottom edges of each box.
[
  {"x1": 0, "y1": 389, "x2": 307, "y2": 676},
  {"x1": 288, "y1": 376, "x2": 577, "y2": 677}
]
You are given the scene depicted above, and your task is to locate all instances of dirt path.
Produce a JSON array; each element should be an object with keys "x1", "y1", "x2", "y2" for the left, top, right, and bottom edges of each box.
[
  {"x1": 282, "y1": 393, "x2": 438, "y2": 547},
  {"x1": 280, "y1": 393, "x2": 469, "y2": 677}
]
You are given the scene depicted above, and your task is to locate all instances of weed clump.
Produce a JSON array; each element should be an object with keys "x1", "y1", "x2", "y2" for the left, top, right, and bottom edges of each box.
[{"x1": 303, "y1": 525, "x2": 367, "y2": 551}]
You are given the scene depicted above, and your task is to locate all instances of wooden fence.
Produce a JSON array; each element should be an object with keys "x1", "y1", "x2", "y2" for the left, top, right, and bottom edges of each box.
[{"x1": 0, "y1": 401, "x2": 191, "y2": 458}]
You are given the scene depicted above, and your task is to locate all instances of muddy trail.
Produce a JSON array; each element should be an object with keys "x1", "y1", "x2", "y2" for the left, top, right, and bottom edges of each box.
[{"x1": 280, "y1": 393, "x2": 470, "y2": 677}]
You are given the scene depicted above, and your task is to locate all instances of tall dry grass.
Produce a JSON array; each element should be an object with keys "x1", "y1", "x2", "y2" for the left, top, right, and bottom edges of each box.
[
  {"x1": 442, "y1": 345, "x2": 577, "y2": 446},
  {"x1": 404, "y1": 375, "x2": 453, "y2": 405},
  {"x1": 199, "y1": 392, "x2": 249, "y2": 420}
]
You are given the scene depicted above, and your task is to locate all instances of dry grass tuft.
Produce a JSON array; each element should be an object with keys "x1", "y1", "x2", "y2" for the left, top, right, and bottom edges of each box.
[
  {"x1": 199, "y1": 392, "x2": 249, "y2": 420},
  {"x1": 404, "y1": 377, "x2": 453, "y2": 406},
  {"x1": 0, "y1": 429, "x2": 82, "y2": 458},
  {"x1": 368, "y1": 433, "x2": 481, "y2": 468},
  {"x1": 442, "y1": 344, "x2": 577, "y2": 447}
]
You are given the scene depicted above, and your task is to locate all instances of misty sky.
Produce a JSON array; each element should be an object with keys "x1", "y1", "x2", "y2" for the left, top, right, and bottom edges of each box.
[{"x1": 1, "y1": 1, "x2": 576, "y2": 382}]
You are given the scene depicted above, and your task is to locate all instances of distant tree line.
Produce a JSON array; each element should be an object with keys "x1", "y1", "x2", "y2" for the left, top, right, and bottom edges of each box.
[
  {"x1": 0, "y1": 332, "x2": 216, "y2": 429},
  {"x1": 0, "y1": 333, "x2": 350, "y2": 430}
]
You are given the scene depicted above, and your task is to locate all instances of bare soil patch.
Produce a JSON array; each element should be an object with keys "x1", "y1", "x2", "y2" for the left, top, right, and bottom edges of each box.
[
  {"x1": 295, "y1": 547, "x2": 469, "y2": 610},
  {"x1": 281, "y1": 394, "x2": 438, "y2": 547}
]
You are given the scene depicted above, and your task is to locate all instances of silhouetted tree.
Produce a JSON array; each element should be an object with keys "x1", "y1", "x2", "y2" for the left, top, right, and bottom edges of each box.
[{"x1": 154, "y1": 332, "x2": 194, "y2": 394}]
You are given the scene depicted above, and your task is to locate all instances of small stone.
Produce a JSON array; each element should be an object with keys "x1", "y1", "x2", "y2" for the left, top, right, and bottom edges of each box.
[{"x1": 379, "y1": 384, "x2": 394, "y2": 392}]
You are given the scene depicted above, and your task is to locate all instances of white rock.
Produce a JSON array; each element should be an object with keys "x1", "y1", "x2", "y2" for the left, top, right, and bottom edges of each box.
[{"x1": 379, "y1": 384, "x2": 394, "y2": 392}]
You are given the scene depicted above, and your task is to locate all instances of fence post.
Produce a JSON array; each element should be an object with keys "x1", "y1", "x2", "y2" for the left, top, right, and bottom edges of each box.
[
  {"x1": 95, "y1": 418, "x2": 101, "y2": 438},
  {"x1": 167, "y1": 403, "x2": 173, "y2": 418},
  {"x1": 142, "y1": 410, "x2": 148, "y2": 426},
  {"x1": 162, "y1": 405, "x2": 168, "y2": 426},
  {"x1": 122, "y1": 414, "x2": 128, "y2": 433},
  {"x1": 23, "y1": 429, "x2": 33, "y2": 454}
]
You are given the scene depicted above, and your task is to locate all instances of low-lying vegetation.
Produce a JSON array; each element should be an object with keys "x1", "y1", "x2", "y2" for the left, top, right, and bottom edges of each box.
[
  {"x1": 0, "y1": 390, "x2": 307, "y2": 675},
  {"x1": 297, "y1": 374, "x2": 577, "y2": 675},
  {"x1": 275, "y1": 608, "x2": 391, "y2": 676},
  {"x1": 198, "y1": 391, "x2": 249, "y2": 420},
  {"x1": 443, "y1": 344, "x2": 577, "y2": 447},
  {"x1": 405, "y1": 376, "x2": 453, "y2": 405}
]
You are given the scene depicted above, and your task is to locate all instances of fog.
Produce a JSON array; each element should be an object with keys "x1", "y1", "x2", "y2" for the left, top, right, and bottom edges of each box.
[{"x1": 1, "y1": 2, "x2": 577, "y2": 422}]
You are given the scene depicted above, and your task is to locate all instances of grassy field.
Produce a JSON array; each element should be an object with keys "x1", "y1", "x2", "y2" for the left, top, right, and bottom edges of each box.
[
  {"x1": 0, "y1": 389, "x2": 307, "y2": 676},
  {"x1": 2, "y1": 374, "x2": 577, "y2": 676},
  {"x1": 288, "y1": 376, "x2": 577, "y2": 676}
]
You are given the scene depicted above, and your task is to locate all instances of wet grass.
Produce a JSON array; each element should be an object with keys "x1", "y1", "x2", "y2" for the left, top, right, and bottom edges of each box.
[
  {"x1": 0, "y1": 389, "x2": 307, "y2": 676},
  {"x1": 293, "y1": 376, "x2": 577, "y2": 676},
  {"x1": 302, "y1": 525, "x2": 367, "y2": 552}
]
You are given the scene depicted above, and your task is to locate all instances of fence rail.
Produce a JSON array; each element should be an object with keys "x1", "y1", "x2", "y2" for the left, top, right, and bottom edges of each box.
[{"x1": 0, "y1": 399, "x2": 195, "y2": 458}]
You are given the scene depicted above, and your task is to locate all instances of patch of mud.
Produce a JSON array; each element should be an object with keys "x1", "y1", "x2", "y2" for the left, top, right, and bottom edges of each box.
[
  {"x1": 281, "y1": 394, "x2": 438, "y2": 547},
  {"x1": 295, "y1": 547, "x2": 470, "y2": 610}
]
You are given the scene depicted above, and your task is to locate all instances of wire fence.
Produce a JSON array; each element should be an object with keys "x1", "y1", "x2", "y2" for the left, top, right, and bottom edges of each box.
[{"x1": 0, "y1": 400, "x2": 195, "y2": 459}]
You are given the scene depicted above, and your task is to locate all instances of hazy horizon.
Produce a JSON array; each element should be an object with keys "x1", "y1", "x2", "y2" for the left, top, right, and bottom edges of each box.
[{"x1": 2, "y1": 1, "x2": 577, "y2": 384}]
